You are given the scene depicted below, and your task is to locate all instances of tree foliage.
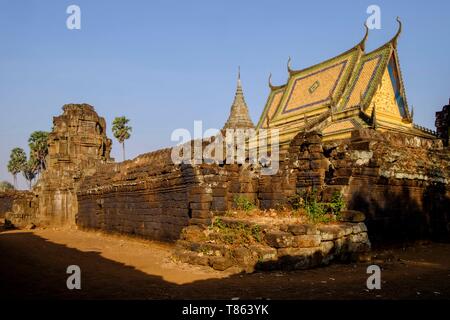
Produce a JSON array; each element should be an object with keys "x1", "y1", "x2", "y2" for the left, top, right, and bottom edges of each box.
[
  {"x1": 7, "y1": 148, "x2": 27, "y2": 188},
  {"x1": 28, "y1": 131, "x2": 49, "y2": 173},
  {"x1": 0, "y1": 181, "x2": 15, "y2": 192},
  {"x1": 22, "y1": 158, "x2": 38, "y2": 189},
  {"x1": 112, "y1": 116, "x2": 132, "y2": 161}
]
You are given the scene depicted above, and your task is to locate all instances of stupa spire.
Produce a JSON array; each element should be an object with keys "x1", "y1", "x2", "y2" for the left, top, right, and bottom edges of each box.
[{"x1": 223, "y1": 67, "x2": 255, "y2": 130}]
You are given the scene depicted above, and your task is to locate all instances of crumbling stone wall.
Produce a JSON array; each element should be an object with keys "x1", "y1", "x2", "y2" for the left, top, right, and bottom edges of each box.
[
  {"x1": 77, "y1": 148, "x2": 191, "y2": 240},
  {"x1": 76, "y1": 147, "x2": 263, "y2": 241},
  {"x1": 0, "y1": 192, "x2": 14, "y2": 218},
  {"x1": 282, "y1": 129, "x2": 450, "y2": 243},
  {"x1": 3, "y1": 104, "x2": 449, "y2": 246},
  {"x1": 66, "y1": 125, "x2": 450, "y2": 243},
  {"x1": 176, "y1": 214, "x2": 370, "y2": 272},
  {"x1": 35, "y1": 104, "x2": 112, "y2": 226},
  {"x1": 0, "y1": 191, "x2": 38, "y2": 227}
]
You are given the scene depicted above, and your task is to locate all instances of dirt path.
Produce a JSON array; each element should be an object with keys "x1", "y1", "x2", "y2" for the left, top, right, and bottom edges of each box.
[{"x1": 1, "y1": 226, "x2": 449, "y2": 299}]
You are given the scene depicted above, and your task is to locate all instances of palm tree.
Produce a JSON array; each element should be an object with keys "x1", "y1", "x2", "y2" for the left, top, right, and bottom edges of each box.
[
  {"x1": 112, "y1": 116, "x2": 132, "y2": 161},
  {"x1": 28, "y1": 131, "x2": 49, "y2": 175},
  {"x1": 7, "y1": 148, "x2": 27, "y2": 188},
  {"x1": 22, "y1": 158, "x2": 38, "y2": 190}
]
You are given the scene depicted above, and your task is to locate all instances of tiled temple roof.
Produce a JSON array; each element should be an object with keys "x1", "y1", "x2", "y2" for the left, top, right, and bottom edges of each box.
[{"x1": 255, "y1": 18, "x2": 435, "y2": 143}]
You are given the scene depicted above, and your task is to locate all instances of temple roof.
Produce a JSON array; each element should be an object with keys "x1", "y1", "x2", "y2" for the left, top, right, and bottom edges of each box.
[
  {"x1": 223, "y1": 68, "x2": 255, "y2": 130},
  {"x1": 256, "y1": 24, "x2": 368, "y2": 129},
  {"x1": 254, "y1": 18, "x2": 435, "y2": 144}
]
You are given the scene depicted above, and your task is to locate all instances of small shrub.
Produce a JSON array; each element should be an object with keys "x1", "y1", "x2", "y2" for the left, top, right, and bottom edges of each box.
[
  {"x1": 210, "y1": 218, "x2": 262, "y2": 245},
  {"x1": 287, "y1": 193, "x2": 304, "y2": 211},
  {"x1": 233, "y1": 195, "x2": 255, "y2": 212},
  {"x1": 304, "y1": 191, "x2": 327, "y2": 223},
  {"x1": 251, "y1": 224, "x2": 262, "y2": 243},
  {"x1": 212, "y1": 217, "x2": 226, "y2": 230},
  {"x1": 329, "y1": 191, "x2": 346, "y2": 216}
]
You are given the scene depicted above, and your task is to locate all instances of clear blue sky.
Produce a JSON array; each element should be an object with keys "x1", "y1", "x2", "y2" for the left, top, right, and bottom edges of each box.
[{"x1": 1, "y1": 0, "x2": 449, "y2": 189}]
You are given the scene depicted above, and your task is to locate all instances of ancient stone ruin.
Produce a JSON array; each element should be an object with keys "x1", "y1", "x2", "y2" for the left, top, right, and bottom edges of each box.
[{"x1": 1, "y1": 23, "x2": 449, "y2": 272}]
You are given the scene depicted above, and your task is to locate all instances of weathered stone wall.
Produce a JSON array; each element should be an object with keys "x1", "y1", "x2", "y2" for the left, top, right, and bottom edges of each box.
[
  {"x1": 175, "y1": 214, "x2": 370, "y2": 272},
  {"x1": 35, "y1": 104, "x2": 112, "y2": 226},
  {"x1": 3, "y1": 104, "x2": 449, "y2": 246},
  {"x1": 65, "y1": 126, "x2": 450, "y2": 243},
  {"x1": 283, "y1": 129, "x2": 450, "y2": 243},
  {"x1": 77, "y1": 148, "x2": 191, "y2": 240},
  {"x1": 0, "y1": 191, "x2": 38, "y2": 227},
  {"x1": 76, "y1": 146, "x2": 264, "y2": 241},
  {"x1": 0, "y1": 192, "x2": 14, "y2": 218}
]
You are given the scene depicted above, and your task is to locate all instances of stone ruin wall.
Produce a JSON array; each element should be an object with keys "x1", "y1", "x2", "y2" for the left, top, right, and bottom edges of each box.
[
  {"x1": 284, "y1": 129, "x2": 450, "y2": 243},
  {"x1": 35, "y1": 104, "x2": 112, "y2": 226},
  {"x1": 0, "y1": 104, "x2": 112, "y2": 227},
  {"x1": 1, "y1": 104, "x2": 449, "y2": 245},
  {"x1": 0, "y1": 191, "x2": 37, "y2": 227},
  {"x1": 76, "y1": 144, "x2": 263, "y2": 241},
  {"x1": 75, "y1": 128, "x2": 450, "y2": 243}
]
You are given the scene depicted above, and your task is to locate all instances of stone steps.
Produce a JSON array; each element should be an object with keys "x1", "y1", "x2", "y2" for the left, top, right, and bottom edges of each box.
[{"x1": 173, "y1": 213, "x2": 371, "y2": 272}]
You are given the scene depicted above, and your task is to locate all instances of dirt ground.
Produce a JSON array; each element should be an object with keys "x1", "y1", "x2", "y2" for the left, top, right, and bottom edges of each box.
[{"x1": 1, "y1": 224, "x2": 449, "y2": 300}]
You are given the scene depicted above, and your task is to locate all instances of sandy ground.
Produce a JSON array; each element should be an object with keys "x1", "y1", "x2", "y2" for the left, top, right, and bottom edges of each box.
[{"x1": 1, "y1": 225, "x2": 449, "y2": 300}]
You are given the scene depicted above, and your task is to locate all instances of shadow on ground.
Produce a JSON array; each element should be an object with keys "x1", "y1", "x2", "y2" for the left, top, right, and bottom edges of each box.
[{"x1": 1, "y1": 231, "x2": 450, "y2": 300}]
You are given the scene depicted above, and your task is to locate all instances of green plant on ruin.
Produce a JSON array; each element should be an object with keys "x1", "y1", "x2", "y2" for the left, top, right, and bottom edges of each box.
[
  {"x1": 198, "y1": 245, "x2": 213, "y2": 256},
  {"x1": 210, "y1": 218, "x2": 262, "y2": 245},
  {"x1": 329, "y1": 191, "x2": 346, "y2": 217},
  {"x1": 291, "y1": 189, "x2": 346, "y2": 224},
  {"x1": 224, "y1": 210, "x2": 236, "y2": 217},
  {"x1": 250, "y1": 224, "x2": 263, "y2": 243},
  {"x1": 287, "y1": 192, "x2": 304, "y2": 211},
  {"x1": 212, "y1": 217, "x2": 226, "y2": 230},
  {"x1": 304, "y1": 190, "x2": 327, "y2": 223},
  {"x1": 233, "y1": 195, "x2": 255, "y2": 212}
]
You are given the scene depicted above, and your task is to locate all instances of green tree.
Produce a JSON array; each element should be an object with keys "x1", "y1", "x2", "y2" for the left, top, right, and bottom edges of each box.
[
  {"x1": 28, "y1": 131, "x2": 49, "y2": 175},
  {"x1": 112, "y1": 116, "x2": 132, "y2": 161},
  {"x1": 7, "y1": 148, "x2": 27, "y2": 188},
  {"x1": 0, "y1": 181, "x2": 15, "y2": 192},
  {"x1": 22, "y1": 158, "x2": 38, "y2": 190}
]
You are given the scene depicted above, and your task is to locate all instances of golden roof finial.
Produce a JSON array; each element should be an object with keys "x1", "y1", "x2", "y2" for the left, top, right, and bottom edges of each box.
[
  {"x1": 268, "y1": 73, "x2": 285, "y2": 90},
  {"x1": 358, "y1": 22, "x2": 369, "y2": 51},
  {"x1": 287, "y1": 56, "x2": 293, "y2": 74},
  {"x1": 390, "y1": 17, "x2": 402, "y2": 48}
]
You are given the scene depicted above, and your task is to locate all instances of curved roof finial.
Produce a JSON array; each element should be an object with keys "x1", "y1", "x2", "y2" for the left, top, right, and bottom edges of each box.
[
  {"x1": 391, "y1": 17, "x2": 402, "y2": 48},
  {"x1": 358, "y1": 22, "x2": 369, "y2": 51},
  {"x1": 287, "y1": 56, "x2": 293, "y2": 73},
  {"x1": 268, "y1": 73, "x2": 274, "y2": 89}
]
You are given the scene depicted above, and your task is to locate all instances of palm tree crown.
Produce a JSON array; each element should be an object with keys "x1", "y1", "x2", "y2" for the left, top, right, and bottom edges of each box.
[{"x1": 112, "y1": 116, "x2": 132, "y2": 161}]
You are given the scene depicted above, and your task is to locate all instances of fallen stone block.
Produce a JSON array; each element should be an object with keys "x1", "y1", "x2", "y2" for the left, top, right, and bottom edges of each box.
[
  {"x1": 265, "y1": 231, "x2": 294, "y2": 248},
  {"x1": 293, "y1": 235, "x2": 322, "y2": 248}
]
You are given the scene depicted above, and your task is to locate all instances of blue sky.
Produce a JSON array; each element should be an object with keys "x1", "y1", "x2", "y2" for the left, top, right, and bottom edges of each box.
[{"x1": 1, "y1": 0, "x2": 449, "y2": 189}]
